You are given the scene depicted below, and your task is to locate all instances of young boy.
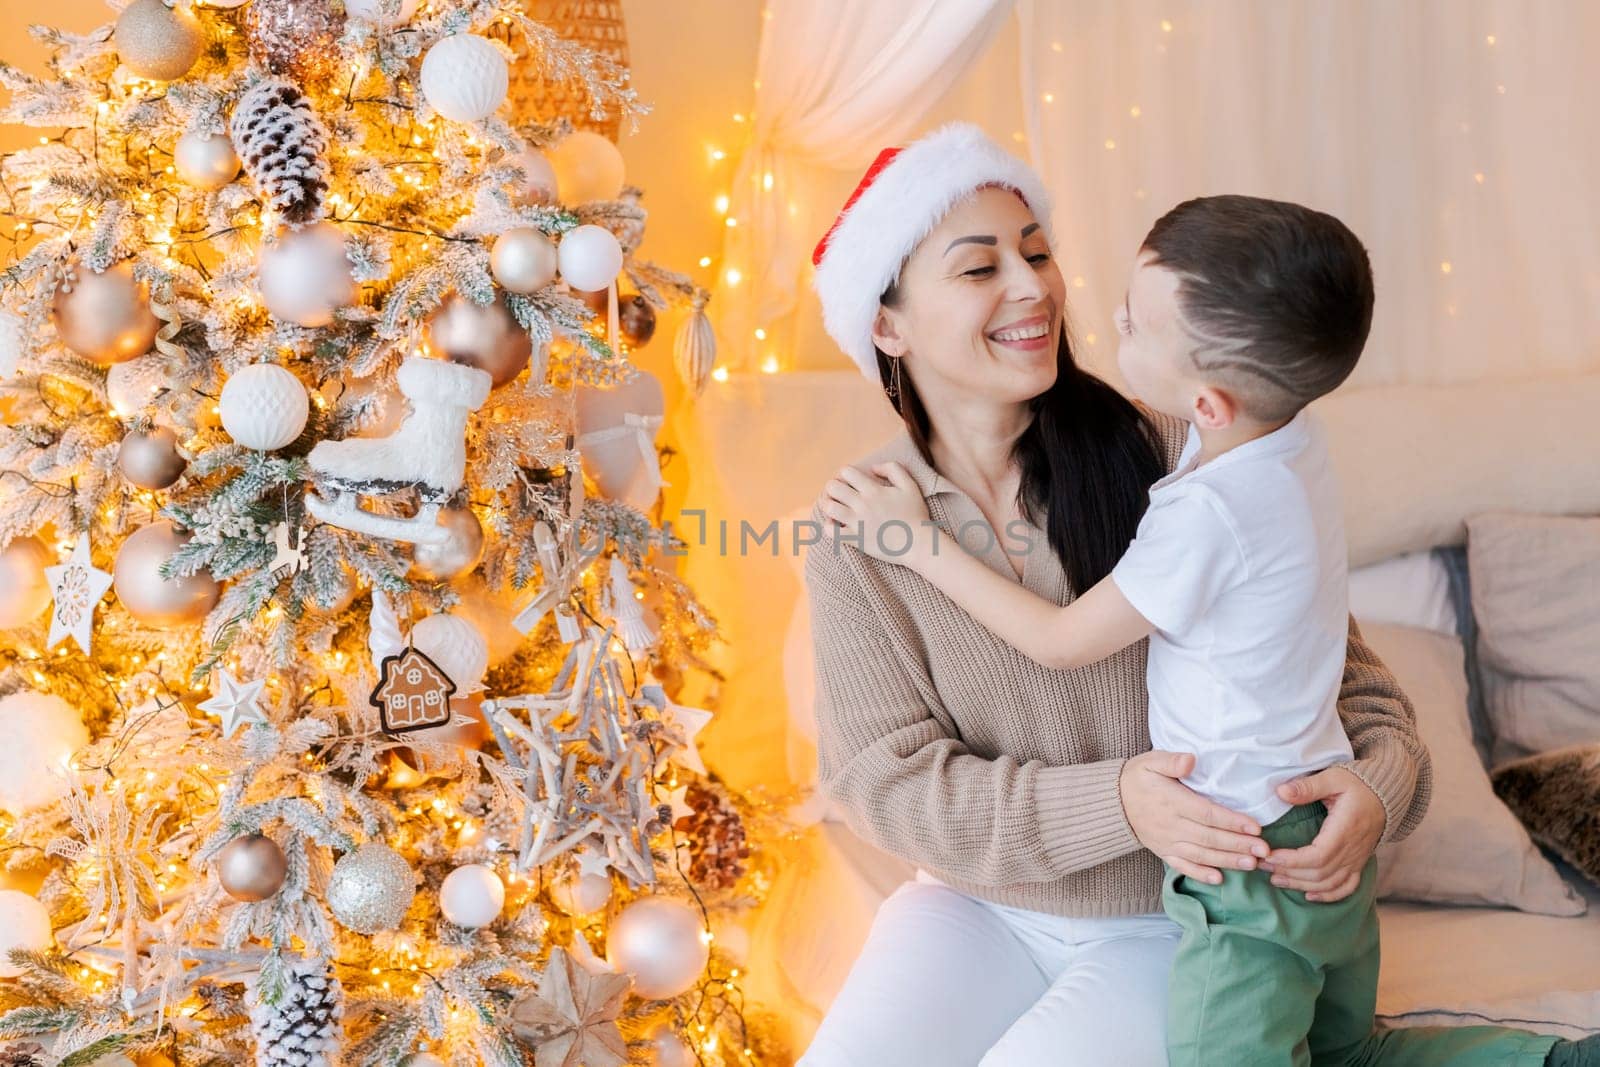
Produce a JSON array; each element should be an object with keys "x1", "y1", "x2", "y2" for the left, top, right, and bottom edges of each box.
[{"x1": 823, "y1": 196, "x2": 1586, "y2": 1065}]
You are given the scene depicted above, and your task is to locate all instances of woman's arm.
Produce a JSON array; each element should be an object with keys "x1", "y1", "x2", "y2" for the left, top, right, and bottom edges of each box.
[{"x1": 804, "y1": 519, "x2": 1144, "y2": 885}]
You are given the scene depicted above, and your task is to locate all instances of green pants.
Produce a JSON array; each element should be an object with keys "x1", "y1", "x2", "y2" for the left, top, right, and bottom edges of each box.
[{"x1": 1163, "y1": 800, "x2": 1561, "y2": 1067}]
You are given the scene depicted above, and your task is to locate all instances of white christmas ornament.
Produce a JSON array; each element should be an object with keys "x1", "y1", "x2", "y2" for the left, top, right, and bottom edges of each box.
[
  {"x1": 410, "y1": 612, "x2": 488, "y2": 693},
  {"x1": 0, "y1": 691, "x2": 87, "y2": 816},
  {"x1": 219, "y1": 363, "x2": 309, "y2": 451},
  {"x1": 199, "y1": 669, "x2": 270, "y2": 739},
  {"x1": 306, "y1": 357, "x2": 491, "y2": 544},
  {"x1": 0, "y1": 536, "x2": 54, "y2": 629},
  {"x1": 648, "y1": 1027, "x2": 694, "y2": 1067},
  {"x1": 258, "y1": 223, "x2": 355, "y2": 327},
  {"x1": 606, "y1": 555, "x2": 654, "y2": 654},
  {"x1": 106, "y1": 355, "x2": 167, "y2": 416},
  {"x1": 344, "y1": 0, "x2": 419, "y2": 25},
  {"x1": 550, "y1": 871, "x2": 612, "y2": 916},
  {"x1": 574, "y1": 370, "x2": 665, "y2": 511},
  {"x1": 606, "y1": 895, "x2": 709, "y2": 999},
  {"x1": 490, "y1": 228, "x2": 558, "y2": 294},
  {"x1": 439, "y1": 864, "x2": 504, "y2": 928},
  {"x1": 419, "y1": 34, "x2": 508, "y2": 124},
  {"x1": 174, "y1": 130, "x2": 241, "y2": 191},
  {"x1": 547, "y1": 130, "x2": 626, "y2": 204},
  {"x1": 557, "y1": 224, "x2": 623, "y2": 293},
  {"x1": 44, "y1": 533, "x2": 113, "y2": 653},
  {"x1": 0, "y1": 890, "x2": 53, "y2": 977}
]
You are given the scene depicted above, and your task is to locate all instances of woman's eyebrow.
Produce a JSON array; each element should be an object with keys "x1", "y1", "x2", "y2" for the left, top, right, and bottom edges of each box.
[
  {"x1": 944, "y1": 234, "x2": 997, "y2": 254},
  {"x1": 1021, "y1": 223, "x2": 1041, "y2": 238}
]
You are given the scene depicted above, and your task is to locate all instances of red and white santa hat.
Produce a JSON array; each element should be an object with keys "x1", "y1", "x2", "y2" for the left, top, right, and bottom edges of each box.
[{"x1": 811, "y1": 122, "x2": 1055, "y2": 380}]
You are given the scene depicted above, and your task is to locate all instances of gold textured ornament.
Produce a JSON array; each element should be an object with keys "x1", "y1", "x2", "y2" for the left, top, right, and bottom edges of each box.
[
  {"x1": 327, "y1": 842, "x2": 416, "y2": 933},
  {"x1": 245, "y1": 0, "x2": 346, "y2": 83},
  {"x1": 51, "y1": 260, "x2": 161, "y2": 366},
  {"x1": 217, "y1": 832, "x2": 288, "y2": 902},
  {"x1": 115, "y1": 0, "x2": 204, "y2": 82},
  {"x1": 424, "y1": 293, "x2": 532, "y2": 387}
]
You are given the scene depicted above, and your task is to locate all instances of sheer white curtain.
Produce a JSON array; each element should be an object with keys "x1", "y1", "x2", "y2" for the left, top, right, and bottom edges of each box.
[
  {"x1": 1018, "y1": 0, "x2": 1600, "y2": 387},
  {"x1": 712, "y1": 0, "x2": 1014, "y2": 371}
]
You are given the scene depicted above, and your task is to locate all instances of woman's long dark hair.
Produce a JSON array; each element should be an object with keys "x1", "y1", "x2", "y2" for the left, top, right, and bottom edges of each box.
[{"x1": 876, "y1": 312, "x2": 1165, "y2": 594}]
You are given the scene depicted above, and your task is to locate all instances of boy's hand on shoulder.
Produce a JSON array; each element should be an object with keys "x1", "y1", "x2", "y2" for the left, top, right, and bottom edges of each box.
[{"x1": 816, "y1": 462, "x2": 937, "y2": 567}]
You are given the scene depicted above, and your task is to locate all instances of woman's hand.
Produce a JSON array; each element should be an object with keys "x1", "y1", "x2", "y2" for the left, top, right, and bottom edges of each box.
[
  {"x1": 1120, "y1": 750, "x2": 1267, "y2": 884},
  {"x1": 817, "y1": 462, "x2": 935, "y2": 566},
  {"x1": 1260, "y1": 766, "x2": 1385, "y2": 902}
]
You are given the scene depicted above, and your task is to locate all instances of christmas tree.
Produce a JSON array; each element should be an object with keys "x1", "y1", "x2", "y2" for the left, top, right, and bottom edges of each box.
[{"x1": 0, "y1": 0, "x2": 778, "y2": 1063}]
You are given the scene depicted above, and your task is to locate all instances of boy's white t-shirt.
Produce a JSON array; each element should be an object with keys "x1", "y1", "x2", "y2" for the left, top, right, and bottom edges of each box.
[{"x1": 1110, "y1": 410, "x2": 1353, "y2": 825}]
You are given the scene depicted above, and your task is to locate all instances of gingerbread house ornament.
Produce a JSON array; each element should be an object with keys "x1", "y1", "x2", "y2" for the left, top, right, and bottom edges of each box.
[{"x1": 372, "y1": 646, "x2": 457, "y2": 734}]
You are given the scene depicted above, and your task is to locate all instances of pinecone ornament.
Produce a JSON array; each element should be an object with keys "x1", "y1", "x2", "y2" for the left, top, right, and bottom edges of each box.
[
  {"x1": 247, "y1": 954, "x2": 344, "y2": 1067},
  {"x1": 231, "y1": 79, "x2": 331, "y2": 226},
  {"x1": 674, "y1": 782, "x2": 750, "y2": 890}
]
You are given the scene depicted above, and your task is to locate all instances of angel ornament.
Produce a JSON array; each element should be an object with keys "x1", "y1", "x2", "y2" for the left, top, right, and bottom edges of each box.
[{"x1": 305, "y1": 355, "x2": 492, "y2": 544}]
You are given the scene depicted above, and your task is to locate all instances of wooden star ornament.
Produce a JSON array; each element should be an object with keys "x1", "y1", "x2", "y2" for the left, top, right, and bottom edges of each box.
[{"x1": 508, "y1": 945, "x2": 631, "y2": 1067}]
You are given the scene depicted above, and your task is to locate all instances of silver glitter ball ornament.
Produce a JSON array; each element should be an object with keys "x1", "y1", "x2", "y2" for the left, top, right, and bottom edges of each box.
[
  {"x1": 117, "y1": 425, "x2": 186, "y2": 490},
  {"x1": 217, "y1": 832, "x2": 288, "y2": 902},
  {"x1": 490, "y1": 227, "x2": 558, "y2": 294},
  {"x1": 245, "y1": 0, "x2": 345, "y2": 83},
  {"x1": 410, "y1": 506, "x2": 484, "y2": 582},
  {"x1": 424, "y1": 293, "x2": 531, "y2": 387},
  {"x1": 327, "y1": 843, "x2": 415, "y2": 933},
  {"x1": 115, "y1": 0, "x2": 204, "y2": 82}
]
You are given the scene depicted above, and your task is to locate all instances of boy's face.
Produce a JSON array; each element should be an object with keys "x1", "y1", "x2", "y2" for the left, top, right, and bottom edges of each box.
[{"x1": 1114, "y1": 252, "x2": 1204, "y2": 420}]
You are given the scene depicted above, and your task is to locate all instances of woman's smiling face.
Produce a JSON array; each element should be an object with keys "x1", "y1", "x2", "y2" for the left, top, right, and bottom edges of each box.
[{"x1": 872, "y1": 186, "x2": 1067, "y2": 406}]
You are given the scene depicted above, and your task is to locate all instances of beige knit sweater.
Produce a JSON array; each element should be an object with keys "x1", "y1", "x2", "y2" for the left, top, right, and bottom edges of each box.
[{"x1": 805, "y1": 413, "x2": 1433, "y2": 917}]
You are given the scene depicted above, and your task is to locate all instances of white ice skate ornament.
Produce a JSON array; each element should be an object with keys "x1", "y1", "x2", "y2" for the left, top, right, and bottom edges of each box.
[
  {"x1": 512, "y1": 520, "x2": 580, "y2": 642},
  {"x1": 304, "y1": 356, "x2": 492, "y2": 545}
]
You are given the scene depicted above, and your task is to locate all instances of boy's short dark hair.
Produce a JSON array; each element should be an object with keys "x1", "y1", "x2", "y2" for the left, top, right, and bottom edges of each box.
[{"x1": 1141, "y1": 194, "x2": 1374, "y2": 422}]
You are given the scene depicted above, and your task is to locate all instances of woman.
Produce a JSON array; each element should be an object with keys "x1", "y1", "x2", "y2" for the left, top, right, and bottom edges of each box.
[{"x1": 797, "y1": 124, "x2": 1430, "y2": 1065}]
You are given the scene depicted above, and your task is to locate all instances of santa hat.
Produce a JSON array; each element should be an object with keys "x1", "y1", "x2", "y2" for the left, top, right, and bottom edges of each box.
[{"x1": 811, "y1": 122, "x2": 1055, "y2": 380}]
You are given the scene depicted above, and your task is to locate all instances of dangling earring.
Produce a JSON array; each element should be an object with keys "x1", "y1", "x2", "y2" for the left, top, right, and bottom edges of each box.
[{"x1": 886, "y1": 356, "x2": 902, "y2": 402}]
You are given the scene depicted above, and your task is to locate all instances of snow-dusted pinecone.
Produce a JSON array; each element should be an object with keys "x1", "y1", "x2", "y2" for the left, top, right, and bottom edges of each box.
[
  {"x1": 247, "y1": 954, "x2": 344, "y2": 1067},
  {"x1": 231, "y1": 79, "x2": 331, "y2": 226}
]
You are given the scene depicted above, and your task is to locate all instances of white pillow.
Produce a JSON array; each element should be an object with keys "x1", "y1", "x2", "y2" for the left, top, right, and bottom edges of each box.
[
  {"x1": 1348, "y1": 550, "x2": 1456, "y2": 635},
  {"x1": 1366, "y1": 622, "x2": 1584, "y2": 915}
]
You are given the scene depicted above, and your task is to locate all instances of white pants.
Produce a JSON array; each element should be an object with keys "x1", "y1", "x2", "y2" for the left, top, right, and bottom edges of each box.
[{"x1": 799, "y1": 873, "x2": 1182, "y2": 1067}]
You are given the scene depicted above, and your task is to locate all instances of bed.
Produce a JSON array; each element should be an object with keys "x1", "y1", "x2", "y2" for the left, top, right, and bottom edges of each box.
[{"x1": 675, "y1": 369, "x2": 1600, "y2": 1050}]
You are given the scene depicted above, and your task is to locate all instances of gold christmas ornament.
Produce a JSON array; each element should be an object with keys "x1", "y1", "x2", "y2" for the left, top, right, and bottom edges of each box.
[
  {"x1": 424, "y1": 293, "x2": 531, "y2": 388},
  {"x1": 114, "y1": 0, "x2": 204, "y2": 82},
  {"x1": 410, "y1": 505, "x2": 484, "y2": 581},
  {"x1": 245, "y1": 0, "x2": 346, "y2": 83},
  {"x1": 0, "y1": 536, "x2": 54, "y2": 629},
  {"x1": 117, "y1": 425, "x2": 187, "y2": 490},
  {"x1": 327, "y1": 842, "x2": 416, "y2": 933},
  {"x1": 173, "y1": 130, "x2": 241, "y2": 191},
  {"x1": 51, "y1": 260, "x2": 160, "y2": 366},
  {"x1": 618, "y1": 293, "x2": 656, "y2": 346},
  {"x1": 490, "y1": 228, "x2": 558, "y2": 294},
  {"x1": 217, "y1": 832, "x2": 288, "y2": 902},
  {"x1": 112, "y1": 521, "x2": 222, "y2": 626}
]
